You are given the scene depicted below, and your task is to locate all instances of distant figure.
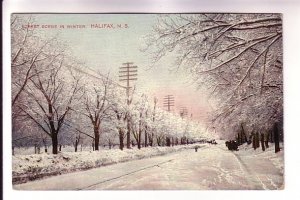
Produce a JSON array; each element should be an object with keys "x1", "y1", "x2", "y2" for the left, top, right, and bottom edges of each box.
[
  {"x1": 225, "y1": 140, "x2": 239, "y2": 151},
  {"x1": 207, "y1": 139, "x2": 217, "y2": 145},
  {"x1": 195, "y1": 146, "x2": 198, "y2": 152}
]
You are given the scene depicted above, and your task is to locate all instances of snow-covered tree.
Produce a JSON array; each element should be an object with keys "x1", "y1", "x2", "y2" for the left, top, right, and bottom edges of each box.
[
  {"x1": 130, "y1": 94, "x2": 150, "y2": 149},
  {"x1": 18, "y1": 56, "x2": 82, "y2": 154},
  {"x1": 81, "y1": 75, "x2": 113, "y2": 151},
  {"x1": 101, "y1": 121, "x2": 118, "y2": 149},
  {"x1": 143, "y1": 14, "x2": 283, "y2": 147},
  {"x1": 110, "y1": 86, "x2": 128, "y2": 150}
]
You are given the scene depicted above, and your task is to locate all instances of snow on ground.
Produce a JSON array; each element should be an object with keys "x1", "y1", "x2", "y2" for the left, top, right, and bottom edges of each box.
[
  {"x1": 236, "y1": 142, "x2": 284, "y2": 175},
  {"x1": 12, "y1": 143, "x2": 205, "y2": 184},
  {"x1": 14, "y1": 141, "x2": 284, "y2": 190},
  {"x1": 13, "y1": 141, "x2": 284, "y2": 190},
  {"x1": 13, "y1": 145, "x2": 116, "y2": 155}
]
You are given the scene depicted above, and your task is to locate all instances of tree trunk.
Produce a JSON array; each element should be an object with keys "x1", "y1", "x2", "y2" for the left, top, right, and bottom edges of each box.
[
  {"x1": 157, "y1": 137, "x2": 161, "y2": 146},
  {"x1": 43, "y1": 138, "x2": 48, "y2": 153},
  {"x1": 138, "y1": 130, "x2": 142, "y2": 149},
  {"x1": 133, "y1": 130, "x2": 142, "y2": 149},
  {"x1": 119, "y1": 128, "x2": 124, "y2": 150},
  {"x1": 240, "y1": 131, "x2": 243, "y2": 144},
  {"x1": 166, "y1": 136, "x2": 171, "y2": 147},
  {"x1": 265, "y1": 140, "x2": 269, "y2": 149},
  {"x1": 265, "y1": 131, "x2": 269, "y2": 148},
  {"x1": 274, "y1": 123, "x2": 280, "y2": 153},
  {"x1": 126, "y1": 119, "x2": 131, "y2": 149},
  {"x1": 144, "y1": 129, "x2": 148, "y2": 147},
  {"x1": 256, "y1": 132, "x2": 260, "y2": 148},
  {"x1": 136, "y1": 119, "x2": 142, "y2": 149},
  {"x1": 261, "y1": 133, "x2": 265, "y2": 151},
  {"x1": 74, "y1": 139, "x2": 79, "y2": 152},
  {"x1": 240, "y1": 123, "x2": 247, "y2": 144},
  {"x1": 94, "y1": 126, "x2": 100, "y2": 151},
  {"x1": 181, "y1": 137, "x2": 185, "y2": 145},
  {"x1": 126, "y1": 130, "x2": 131, "y2": 149},
  {"x1": 269, "y1": 130, "x2": 274, "y2": 143},
  {"x1": 52, "y1": 133, "x2": 58, "y2": 154},
  {"x1": 149, "y1": 133, "x2": 153, "y2": 146},
  {"x1": 252, "y1": 133, "x2": 256, "y2": 150},
  {"x1": 108, "y1": 140, "x2": 112, "y2": 149}
]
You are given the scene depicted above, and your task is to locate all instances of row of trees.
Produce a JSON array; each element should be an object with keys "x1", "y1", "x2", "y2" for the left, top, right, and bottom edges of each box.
[
  {"x1": 143, "y1": 14, "x2": 283, "y2": 152},
  {"x1": 11, "y1": 15, "x2": 212, "y2": 154},
  {"x1": 234, "y1": 121, "x2": 283, "y2": 152}
]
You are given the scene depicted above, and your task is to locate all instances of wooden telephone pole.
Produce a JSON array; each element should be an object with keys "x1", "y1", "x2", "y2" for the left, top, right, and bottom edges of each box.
[
  {"x1": 163, "y1": 95, "x2": 174, "y2": 112},
  {"x1": 180, "y1": 107, "x2": 188, "y2": 118},
  {"x1": 119, "y1": 62, "x2": 138, "y2": 149},
  {"x1": 119, "y1": 62, "x2": 138, "y2": 97},
  {"x1": 163, "y1": 95, "x2": 174, "y2": 146}
]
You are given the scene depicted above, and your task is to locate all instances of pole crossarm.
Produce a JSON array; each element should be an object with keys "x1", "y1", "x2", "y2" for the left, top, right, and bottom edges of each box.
[
  {"x1": 119, "y1": 78, "x2": 138, "y2": 81},
  {"x1": 163, "y1": 95, "x2": 175, "y2": 112},
  {"x1": 119, "y1": 70, "x2": 138, "y2": 73},
  {"x1": 119, "y1": 74, "x2": 138, "y2": 77},
  {"x1": 122, "y1": 62, "x2": 134, "y2": 65},
  {"x1": 120, "y1": 66, "x2": 137, "y2": 69},
  {"x1": 119, "y1": 62, "x2": 138, "y2": 97}
]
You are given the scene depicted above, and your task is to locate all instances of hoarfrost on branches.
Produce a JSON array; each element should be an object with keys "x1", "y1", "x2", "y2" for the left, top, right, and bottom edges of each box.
[{"x1": 143, "y1": 13, "x2": 283, "y2": 140}]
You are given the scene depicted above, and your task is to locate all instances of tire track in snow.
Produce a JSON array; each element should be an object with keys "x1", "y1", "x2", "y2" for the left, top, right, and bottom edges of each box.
[
  {"x1": 232, "y1": 152, "x2": 267, "y2": 189},
  {"x1": 76, "y1": 159, "x2": 174, "y2": 190},
  {"x1": 216, "y1": 146, "x2": 266, "y2": 189}
]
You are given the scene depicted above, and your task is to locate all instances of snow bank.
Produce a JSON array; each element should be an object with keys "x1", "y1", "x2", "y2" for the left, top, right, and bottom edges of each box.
[
  {"x1": 12, "y1": 144, "x2": 205, "y2": 184},
  {"x1": 13, "y1": 146, "x2": 116, "y2": 155}
]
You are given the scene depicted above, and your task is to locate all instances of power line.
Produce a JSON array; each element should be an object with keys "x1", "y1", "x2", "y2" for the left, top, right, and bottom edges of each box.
[{"x1": 67, "y1": 65, "x2": 126, "y2": 89}]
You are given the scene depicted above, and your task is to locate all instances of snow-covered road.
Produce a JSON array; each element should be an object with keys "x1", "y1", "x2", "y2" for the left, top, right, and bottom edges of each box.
[{"x1": 14, "y1": 144, "x2": 283, "y2": 190}]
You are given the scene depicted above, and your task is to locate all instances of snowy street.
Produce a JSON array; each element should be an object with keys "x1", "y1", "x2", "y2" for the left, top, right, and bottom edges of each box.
[
  {"x1": 10, "y1": 13, "x2": 285, "y2": 193},
  {"x1": 14, "y1": 143, "x2": 283, "y2": 190}
]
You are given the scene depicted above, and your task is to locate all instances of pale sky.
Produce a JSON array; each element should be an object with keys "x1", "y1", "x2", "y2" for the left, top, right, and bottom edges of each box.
[{"x1": 26, "y1": 14, "x2": 211, "y2": 122}]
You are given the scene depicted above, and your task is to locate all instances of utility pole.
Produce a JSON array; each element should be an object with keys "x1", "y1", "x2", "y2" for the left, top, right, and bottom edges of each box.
[
  {"x1": 180, "y1": 107, "x2": 188, "y2": 118},
  {"x1": 163, "y1": 95, "x2": 174, "y2": 146},
  {"x1": 119, "y1": 62, "x2": 138, "y2": 149},
  {"x1": 163, "y1": 95, "x2": 174, "y2": 112},
  {"x1": 119, "y1": 62, "x2": 138, "y2": 98}
]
